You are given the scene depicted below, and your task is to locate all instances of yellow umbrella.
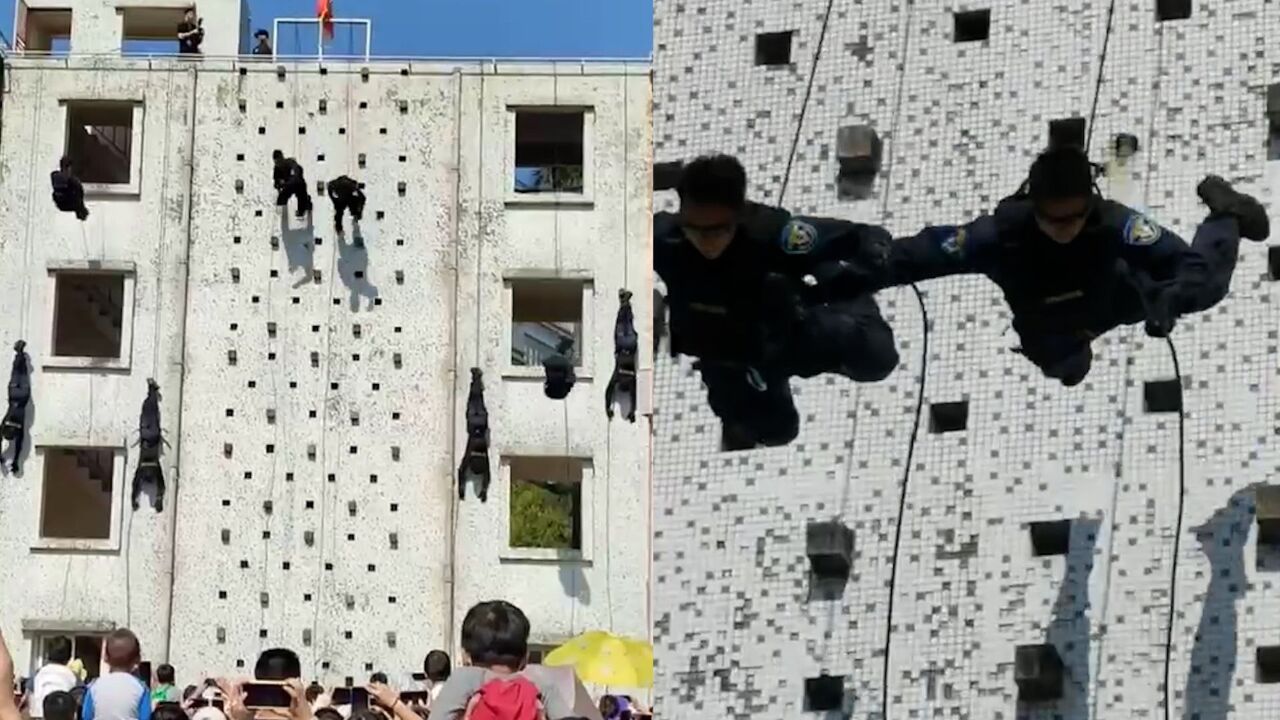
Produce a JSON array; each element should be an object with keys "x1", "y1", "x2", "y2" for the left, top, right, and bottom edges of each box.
[{"x1": 543, "y1": 631, "x2": 653, "y2": 688}]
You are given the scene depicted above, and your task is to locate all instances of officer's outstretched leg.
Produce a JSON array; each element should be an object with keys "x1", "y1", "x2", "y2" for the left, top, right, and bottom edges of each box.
[
  {"x1": 789, "y1": 296, "x2": 900, "y2": 382},
  {"x1": 276, "y1": 185, "x2": 295, "y2": 210},
  {"x1": 697, "y1": 361, "x2": 799, "y2": 450},
  {"x1": 1175, "y1": 176, "x2": 1270, "y2": 314},
  {"x1": 294, "y1": 181, "x2": 313, "y2": 218},
  {"x1": 1014, "y1": 324, "x2": 1093, "y2": 387}
]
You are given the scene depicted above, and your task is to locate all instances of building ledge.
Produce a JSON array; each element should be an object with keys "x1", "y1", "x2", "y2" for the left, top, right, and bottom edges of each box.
[{"x1": 499, "y1": 547, "x2": 591, "y2": 565}]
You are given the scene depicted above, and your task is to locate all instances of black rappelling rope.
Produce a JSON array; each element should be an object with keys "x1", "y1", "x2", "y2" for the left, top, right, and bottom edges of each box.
[
  {"x1": 880, "y1": 284, "x2": 928, "y2": 720},
  {"x1": 1159, "y1": 336, "x2": 1186, "y2": 720},
  {"x1": 1082, "y1": 0, "x2": 1187, "y2": 712}
]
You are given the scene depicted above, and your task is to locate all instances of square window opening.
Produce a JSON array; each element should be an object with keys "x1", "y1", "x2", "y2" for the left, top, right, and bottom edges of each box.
[
  {"x1": 1155, "y1": 0, "x2": 1192, "y2": 22},
  {"x1": 1143, "y1": 379, "x2": 1182, "y2": 413},
  {"x1": 510, "y1": 279, "x2": 583, "y2": 367},
  {"x1": 508, "y1": 456, "x2": 584, "y2": 551},
  {"x1": 29, "y1": 634, "x2": 105, "y2": 679},
  {"x1": 1029, "y1": 520, "x2": 1072, "y2": 557},
  {"x1": 953, "y1": 9, "x2": 991, "y2": 42},
  {"x1": 1256, "y1": 485, "x2": 1280, "y2": 546},
  {"x1": 803, "y1": 675, "x2": 844, "y2": 712},
  {"x1": 1015, "y1": 644, "x2": 1065, "y2": 702},
  {"x1": 526, "y1": 643, "x2": 559, "y2": 665},
  {"x1": 1048, "y1": 118, "x2": 1087, "y2": 151},
  {"x1": 18, "y1": 8, "x2": 72, "y2": 54},
  {"x1": 754, "y1": 31, "x2": 793, "y2": 66},
  {"x1": 41, "y1": 448, "x2": 115, "y2": 541},
  {"x1": 513, "y1": 110, "x2": 585, "y2": 194},
  {"x1": 1268, "y1": 85, "x2": 1280, "y2": 161},
  {"x1": 119, "y1": 6, "x2": 187, "y2": 55},
  {"x1": 52, "y1": 272, "x2": 126, "y2": 359},
  {"x1": 928, "y1": 401, "x2": 968, "y2": 433},
  {"x1": 65, "y1": 102, "x2": 135, "y2": 185},
  {"x1": 1258, "y1": 646, "x2": 1280, "y2": 684}
]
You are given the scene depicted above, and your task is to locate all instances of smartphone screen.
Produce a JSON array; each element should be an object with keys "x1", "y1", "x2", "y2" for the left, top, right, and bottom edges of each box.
[
  {"x1": 134, "y1": 663, "x2": 152, "y2": 686},
  {"x1": 331, "y1": 687, "x2": 369, "y2": 709},
  {"x1": 399, "y1": 690, "x2": 432, "y2": 705},
  {"x1": 243, "y1": 682, "x2": 292, "y2": 708}
]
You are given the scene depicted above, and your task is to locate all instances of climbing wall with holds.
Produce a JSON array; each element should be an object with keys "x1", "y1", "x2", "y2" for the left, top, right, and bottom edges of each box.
[
  {"x1": 652, "y1": 1, "x2": 1280, "y2": 718},
  {"x1": 167, "y1": 65, "x2": 462, "y2": 682},
  {"x1": 167, "y1": 61, "x2": 653, "y2": 683}
]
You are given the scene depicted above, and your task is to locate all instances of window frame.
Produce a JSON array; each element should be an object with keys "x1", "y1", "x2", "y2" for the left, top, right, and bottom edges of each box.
[
  {"x1": 44, "y1": 261, "x2": 137, "y2": 372},
  {"x1": 31, "y1": 444, "x2": 127, "y2": 553},
  {"x1": 59, "y1": 98, "x2": 145, "y2": 196},
  {"x1": 505, "y1": 105, "x2": 595, "y2": 208},
  {"x1": 499, "y1": 454, "x2": 593, "y2": 564},
  {"x1": 502, "y1": 271, "x2": 594, "y2": 380}
]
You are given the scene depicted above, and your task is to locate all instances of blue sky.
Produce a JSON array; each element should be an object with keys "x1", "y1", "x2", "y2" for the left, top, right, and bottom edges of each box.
[{"x1": 0, "y1": 0, "x2": 652, "y2": 58}]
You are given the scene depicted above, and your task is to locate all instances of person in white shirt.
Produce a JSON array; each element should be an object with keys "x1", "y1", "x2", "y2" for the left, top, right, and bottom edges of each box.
[{"x1": 29, "y1": 637, "x2": 78, "y2": 719}]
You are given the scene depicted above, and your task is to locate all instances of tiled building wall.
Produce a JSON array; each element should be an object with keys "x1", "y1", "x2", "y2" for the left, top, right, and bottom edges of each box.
[{"x1": 652, "y1": 1, "x2": 1279, "y2": 718}]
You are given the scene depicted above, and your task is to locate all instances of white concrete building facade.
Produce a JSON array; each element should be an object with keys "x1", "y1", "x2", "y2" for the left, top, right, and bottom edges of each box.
[
  {"x1": 653, "y1": 1, "x2": 1280, "y2": 719},
  {"x1": 0, "y1": 1, "x2": 653, "y2": 687}
]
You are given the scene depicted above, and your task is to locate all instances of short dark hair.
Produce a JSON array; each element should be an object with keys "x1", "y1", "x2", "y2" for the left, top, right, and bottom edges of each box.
[
  {"x1": 368, "y1": 672, "x2": 388, "y2": 685},
  {"x1": 305, "y1": 682, "x2": 324, "y2": 704},
  {"x1": 152, "y1": 703, "x2": 186, "y2": 720},
  {"x1": 46, "y1": 636, "x2": 73, "y2": 665},
  {"x1": 181, "y1": 685, "x2": 199, "y2": 702},
  {"x1": 676, "y1": 154, "x2": 747, "y2": 210},
  {"x1": 253, "y1": 648, "x2": 301, "y2": 680},
  {"x1": 1028, "y1": 145, "x2": 1095, "y2": 202},
  {"x1": 423, "y1": 650, "x2": 451, "y2": 682},
  {"x1": 348, "y1": 710, "x2": 384, "y2": 720},
  {"x1": 460, "y1": 600, "x2": 530, "y2": 668},
  {"x1": 272, "y1": 149, "x2": 285, "y2": 161},
  {"x1": 104, "y1": 629, "x2": 141, "y2": 669},
  {"x1": 599, "y1": 695, "x2": 620, "y2": 717},
  {"x1": 315, "y1": 709, "x2": 344, "y2": 720},
  {"x1": 155, "y1": 664, "x2": 174, "y2": 684},
  {"x1": 255, "y1": 29, "x2": 269, "y2": 38},
  {"x1": 44, "y1": 691, "x2": 78, "y2": 720}
]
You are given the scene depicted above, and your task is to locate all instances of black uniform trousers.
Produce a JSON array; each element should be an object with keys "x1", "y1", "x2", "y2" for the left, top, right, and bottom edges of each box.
[
  {"x1": 1015, "y1": 216, "x2": 1243, "y2": 385},
  {"x1": 697, "y1": 294, "x2": 900, "y2": 447},
  {"x1": 277, "y1": 178, "x2": 313, "y2": 215}
]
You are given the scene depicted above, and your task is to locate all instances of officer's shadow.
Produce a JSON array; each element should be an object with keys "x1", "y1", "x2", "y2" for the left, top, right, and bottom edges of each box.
[
  {"x1": 280, "y1": 208, "x2": 316, "y2": 289},
  {"x1": 337, "y1": 220, "x2": 380, "y2": 312}
]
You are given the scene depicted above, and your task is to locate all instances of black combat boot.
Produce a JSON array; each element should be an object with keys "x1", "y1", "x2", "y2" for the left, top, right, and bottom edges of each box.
[{"x1": 1197, "y1": 175, "x2": 1269, "y2": 241}]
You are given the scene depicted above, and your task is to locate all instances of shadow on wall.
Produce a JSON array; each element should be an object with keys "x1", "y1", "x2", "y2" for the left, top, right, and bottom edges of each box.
[
  {"x1": 559, "y1": 563, "x2": 591, "y2": 604},
  {"x1": 281, "y1": 209, "x2": 316, "y2": 288},
  {"x1": 337, "y1": 222, "x2": 379, "y2": 312},
  {"x1": 1182, "y1": 484, "x2": 1263, "y2": 720},
  {"x1": 1025, "y1": 515, "x2": 1101, "y2": 720}
]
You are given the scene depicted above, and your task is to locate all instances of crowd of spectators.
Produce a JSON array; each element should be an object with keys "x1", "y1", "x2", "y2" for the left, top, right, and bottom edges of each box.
[{"x1": 2, "y1": 601, "x2": 650, "y2": 720}]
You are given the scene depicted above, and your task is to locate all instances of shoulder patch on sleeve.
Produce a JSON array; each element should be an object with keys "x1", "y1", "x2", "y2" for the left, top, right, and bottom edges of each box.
[
  {"x1": 779, "y1": 220, "x2": 818, "y2": 255},
  {"x1": 1123, "y1": 212, "x2": 1162, "y2": 246},
  {"x1": 940, "y1": 227, "x2": 968, "y2": 257}
]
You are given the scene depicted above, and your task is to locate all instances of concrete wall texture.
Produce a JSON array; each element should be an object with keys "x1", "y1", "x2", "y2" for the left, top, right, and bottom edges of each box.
[
  {"x1": 0, "y1": 36, "x2": 653, "y2": 686},
  {"x1": 653, "y1": 1, "x2": 1280, "y2": 719}
]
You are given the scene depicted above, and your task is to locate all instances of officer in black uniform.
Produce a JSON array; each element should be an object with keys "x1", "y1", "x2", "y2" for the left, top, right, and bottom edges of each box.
[
  {"x1": 867, "y1": 144, "x2": 1269, "y2": 386},
  {"x1": 273, "y1": 150, "x2": 312, "y2": 218},
  {"x1": 327, "y1": 175, "x2": 366, "y2": 234},
  {"x1": 50, "y1": 156, "x2": 89, "y2": 221},
  {"x1": 655, "y1": 154, "x2": 900, "y2": 450}
]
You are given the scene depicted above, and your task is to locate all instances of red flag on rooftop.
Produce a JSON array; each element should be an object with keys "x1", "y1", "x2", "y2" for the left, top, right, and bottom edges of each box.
[{"x1": 316, "y1": 0, "x2": 335, "y2": 39}]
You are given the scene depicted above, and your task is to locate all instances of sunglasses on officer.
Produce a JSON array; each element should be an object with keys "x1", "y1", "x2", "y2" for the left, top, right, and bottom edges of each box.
[
  {"x1": 1032, "y1": 194, "x2": 1095, "y2": 244},
  {"x1": 678, "y1": 202, "x2": 738, "y2": 259}
]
